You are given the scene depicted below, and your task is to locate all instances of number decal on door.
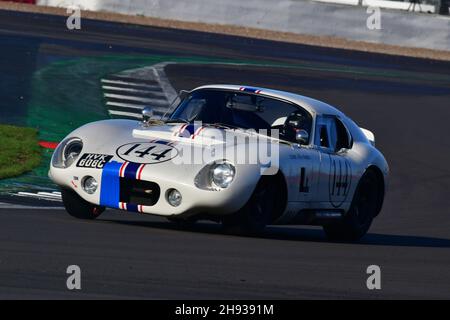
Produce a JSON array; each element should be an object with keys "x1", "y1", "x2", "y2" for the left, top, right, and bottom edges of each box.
[{"x1": 328, "y1": 156, "x2": 352, "y2": 207}]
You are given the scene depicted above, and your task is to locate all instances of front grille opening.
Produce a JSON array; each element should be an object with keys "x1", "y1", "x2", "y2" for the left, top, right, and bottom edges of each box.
[{"x1": 120, "y1": 178, "x2": 160, "y2": 206}]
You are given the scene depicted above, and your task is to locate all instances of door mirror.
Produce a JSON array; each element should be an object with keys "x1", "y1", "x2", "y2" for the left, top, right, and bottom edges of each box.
[
  {"x1": 295, "y1": 129, "x2": 309, "y2": 145},
  {"x1": 142, "y1": 107, "x2": 154, "y2": 125}
]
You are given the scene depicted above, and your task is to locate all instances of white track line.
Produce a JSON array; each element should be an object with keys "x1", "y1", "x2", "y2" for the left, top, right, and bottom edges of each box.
[
  {"x1": 106, "y1": 101, "x2": 145, "y2": 110},
  {"x1": 108, "y1": 110, "x2": 142, "y2": 118},
  {"x1": 37, "y1": 192, "x2": 62, "y2": 199},
  {"x1": 101, "y1": 79, "x2": 159, "y2": 89},
  {"x1": 106, "y1": 101, "x2": 167, "y2": 113},
  {"x1": 103, "y1": 93, "x2": 167, "y2": 104},
  {"x1": 102, "y1": 85, "x2": 165, "y2": 96},
  {"x1": 106, "y1": 101, "x2": 145, "y2": 111},
  {"x1": 0, "y1": 203, "x2": 64, "y2": 210},
  {"x1": 16, "y1": 192, "x2": 62, "y2": 201}
]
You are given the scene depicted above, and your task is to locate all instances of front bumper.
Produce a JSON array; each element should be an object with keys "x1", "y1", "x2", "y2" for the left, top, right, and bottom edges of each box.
[{"x1": 49, "y1": 161, "x2": 257, "y2": 217}]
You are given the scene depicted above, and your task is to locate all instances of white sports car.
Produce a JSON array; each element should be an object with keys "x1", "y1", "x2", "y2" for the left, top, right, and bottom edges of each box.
[{"x1": 49, "y1": 85, "x2": 388, "y2": 241}]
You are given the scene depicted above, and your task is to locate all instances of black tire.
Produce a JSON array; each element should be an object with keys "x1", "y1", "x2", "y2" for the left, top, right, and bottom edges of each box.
[
  {"x1": 222, "y1": 177, "x2": 277, "y2": 234},
  {"x1": 61, "y1": 188, "x2": 105, "y2": 220},
  {"x1": 323, "y1": 170, "x2": 381, "y2": 242}
]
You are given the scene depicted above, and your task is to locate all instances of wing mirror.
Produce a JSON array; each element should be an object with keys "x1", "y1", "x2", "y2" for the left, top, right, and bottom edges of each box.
[
  {"x1": 295, "y1": 129, "x2": 309, "y2": 145},
  {"x1": 142, "y1": 107, "x2": 154, "y2": 126}
]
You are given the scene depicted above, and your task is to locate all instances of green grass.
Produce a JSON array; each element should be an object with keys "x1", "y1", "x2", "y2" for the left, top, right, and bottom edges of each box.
[{"x1": 0, "y1": 125, "x2": 41, "y2": 179}]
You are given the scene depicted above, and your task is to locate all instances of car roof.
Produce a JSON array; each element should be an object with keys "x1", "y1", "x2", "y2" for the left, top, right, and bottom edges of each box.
[{"x1": 193, "y1": 84, "x2": 344, "y2": 117}]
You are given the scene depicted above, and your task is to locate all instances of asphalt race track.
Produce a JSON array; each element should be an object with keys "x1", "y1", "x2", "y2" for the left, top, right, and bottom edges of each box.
[{"x1": 1, "y1": 10, "x2": 450, "y2": 299}]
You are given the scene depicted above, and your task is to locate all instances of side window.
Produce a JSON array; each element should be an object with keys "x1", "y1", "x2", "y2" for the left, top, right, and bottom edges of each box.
[
  {"x1": 328, "y1": 119, "x2": 338, "y2": 150},
  {"x1": 315, "y1": 116, "x2": 351, "y2": 152},
  {"x1": 315, "y1": 116, "x2": 334, "y2": 150},
  {"x1": 334, "y1": 118, "x2": 352, "y2": 150},
  {"x1": 319, "y1": 126, "x2": 329, "y2": 148}
]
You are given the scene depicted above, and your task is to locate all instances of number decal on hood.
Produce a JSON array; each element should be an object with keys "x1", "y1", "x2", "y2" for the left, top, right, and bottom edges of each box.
[{"x1": 116, "y1": 142, "x2": 178, "y2": 164}]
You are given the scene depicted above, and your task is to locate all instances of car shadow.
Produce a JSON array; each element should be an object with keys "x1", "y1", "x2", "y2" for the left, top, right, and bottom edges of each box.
[{"x1": 100, "y1": 218, "x2": 450, "y2": 249}]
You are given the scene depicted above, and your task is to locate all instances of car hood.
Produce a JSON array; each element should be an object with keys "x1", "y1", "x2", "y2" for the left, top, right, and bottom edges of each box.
[{"x1": 67, "y1": 119, "x2": 282, "y2": 170}]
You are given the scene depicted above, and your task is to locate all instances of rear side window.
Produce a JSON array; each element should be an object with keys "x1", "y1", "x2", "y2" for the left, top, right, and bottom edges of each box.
[
  {"x1": 315, "y1": 115, "x2": 352, "y2": 152},
  {"x1": 319, "y1": 126, "x2": 329, "y2": 148},
  {"x1": 334, "y1": 118, "x2": 352, "y2": 150}
]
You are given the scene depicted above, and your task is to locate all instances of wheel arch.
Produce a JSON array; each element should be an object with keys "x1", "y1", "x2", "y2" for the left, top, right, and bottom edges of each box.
[
  {"x1": 365, "y1": 165, "x2": 385, "y2": 216},
  {"x1": 263, "y1": 169, "x2": 288, "y2": 223}
]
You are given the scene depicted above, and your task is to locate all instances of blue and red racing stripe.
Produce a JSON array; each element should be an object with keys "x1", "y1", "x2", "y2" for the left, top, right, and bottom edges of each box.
[
  {"x1": 239, "y1": 86, "x2": 262, "y2": 94},
  {"x1": 99, "y1": 161, "x2": 122, "y2": 209},
  {"x1": 99, "y1": 161, "x2": 146, "y2": 212},
  {"x1": 173, "y1": 123, "x2": 204, "y2": 139},
  {"x1": 149, "y1": 139, "x2": 177, "y2": 146},
  {"x1": 118, "y1": 202, "x2": 143, "y2": 213}
]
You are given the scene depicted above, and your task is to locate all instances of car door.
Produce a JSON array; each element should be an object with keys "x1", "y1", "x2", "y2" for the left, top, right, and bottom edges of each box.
[
  {"x1": 314, "y1": 115, "x2": 354, "y2": 208},
  {"x1": 288, "y1": 145, "x2": 321, "y2": 203}
]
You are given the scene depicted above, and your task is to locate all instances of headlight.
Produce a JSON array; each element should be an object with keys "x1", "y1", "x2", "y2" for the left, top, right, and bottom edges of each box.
[
  {"x1": 210, "y1": 162, "x2": 235, "y2": 189},
  {"x1": 63, "y1": 139, "x2": 83, "y2": 167},
  {"x1": 52, "y1": 137, "x2": 83, "y2": 168}
]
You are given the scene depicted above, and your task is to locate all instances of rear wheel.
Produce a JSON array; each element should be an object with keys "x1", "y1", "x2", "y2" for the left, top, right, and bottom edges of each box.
[
  {"x1": 222, "y1": 177, "x2": 277, "y2": 234},
  {"x1": 61, "y1": 188, "x2": 104, "y2": 220},
  {"x1": 323, "y1": 170, "x2": 381, "y2": 242}
]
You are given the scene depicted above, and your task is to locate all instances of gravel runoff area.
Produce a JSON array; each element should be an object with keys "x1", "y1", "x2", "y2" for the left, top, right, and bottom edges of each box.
[{"x1": 1, "y1": 2, "x2": 449, "y2": 61}]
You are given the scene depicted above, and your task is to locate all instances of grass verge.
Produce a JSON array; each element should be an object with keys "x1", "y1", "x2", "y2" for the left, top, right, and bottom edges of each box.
[{"x1": 0, "y1": 125, "x2": 41, "y2": 179}]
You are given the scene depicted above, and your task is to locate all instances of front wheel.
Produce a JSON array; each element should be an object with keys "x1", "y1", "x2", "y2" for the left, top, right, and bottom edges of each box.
[
  {"x1": 61, "y1": 188, "x2": 105, "y2": 220},
  {"x1": 222, "y1": 177, "x2": 276, "y2": 234},
  {"x1": 323, "y1": 170, "x2": 382, "y2": 242}
]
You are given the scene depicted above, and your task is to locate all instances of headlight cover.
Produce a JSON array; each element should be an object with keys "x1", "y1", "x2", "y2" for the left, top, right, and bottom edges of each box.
[
  {"x1": 210, "y1": 162, "x2": 235, "y2": 189},
  {"x1": 167, "y1": 188, "x2": 182, "y2": 207},
  {"x1": 194, "y1": 161, "x2": 236, "y2": 190},
  {"x1": 52, "y1": 137, "x2": 83, "y2": 168}
]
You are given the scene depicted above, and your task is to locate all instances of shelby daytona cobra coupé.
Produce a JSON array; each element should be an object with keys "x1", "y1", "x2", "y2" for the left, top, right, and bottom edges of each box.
[{"x1": 49, "y1": 85, "x2": 388, "y2": 241}]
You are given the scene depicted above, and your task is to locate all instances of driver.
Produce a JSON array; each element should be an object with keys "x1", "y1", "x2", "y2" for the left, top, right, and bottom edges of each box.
[{"x1": 283, "y1": 111, "x2": 311, "y2": 144}]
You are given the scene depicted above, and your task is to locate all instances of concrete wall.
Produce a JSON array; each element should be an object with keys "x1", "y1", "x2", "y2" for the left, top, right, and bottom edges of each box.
[
  {"x1": 316, "y1": 0, "x2": 437, "y2": 13},
  {"x1": 37, "y1": 0, "x2": 450, "y2": 51}
]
